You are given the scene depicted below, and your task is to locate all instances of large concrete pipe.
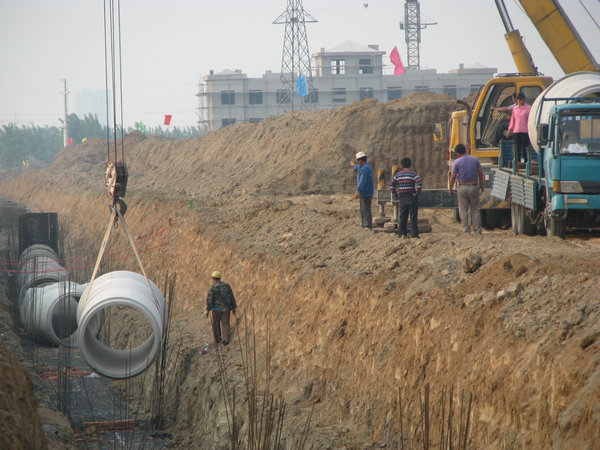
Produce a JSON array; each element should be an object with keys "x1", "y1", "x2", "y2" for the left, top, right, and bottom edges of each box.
[
  {"x1": 77, "y1": 271, "x2": 168, "y2": 379},
  {"x1": 17, "y1": 244, "x2": 67, "y2": 303},
  {"x1": 528, "y1": 71, "x2": 600, "y2": 152},
  {"x1": 19, "y1": 282, "x2": 87, "y2": 346}
]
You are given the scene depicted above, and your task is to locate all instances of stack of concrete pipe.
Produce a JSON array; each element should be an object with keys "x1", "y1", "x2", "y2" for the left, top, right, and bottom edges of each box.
[
  {"x1": 17, "y1": 244, "x2": 83, "y2": 346},
  {"x1": 16, "y1": 245, "x2": 168, "y2": 379}
]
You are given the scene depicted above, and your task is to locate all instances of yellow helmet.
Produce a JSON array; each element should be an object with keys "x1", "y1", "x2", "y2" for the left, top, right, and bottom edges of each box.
[{"x1": 211, "y1": 271, "x2": 222, "y2": 279}]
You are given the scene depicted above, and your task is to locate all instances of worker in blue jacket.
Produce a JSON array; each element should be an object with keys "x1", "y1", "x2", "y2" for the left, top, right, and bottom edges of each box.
[{"x1": 350, "y1": 151, "x2": 373, "y2": 230}]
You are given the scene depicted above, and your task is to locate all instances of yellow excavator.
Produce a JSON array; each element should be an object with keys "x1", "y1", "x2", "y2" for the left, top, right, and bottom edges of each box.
[{"x1": 444, "y1": 0, "x2": 599, "y2": 226}]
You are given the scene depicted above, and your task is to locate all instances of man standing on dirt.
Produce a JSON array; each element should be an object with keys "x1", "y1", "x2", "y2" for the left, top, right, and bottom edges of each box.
[
  {"x1": 350, "y1": 151, "x2": 373, "y2": 230},
  {"x1": 204, "y1": 271, "x2": 237, "y2": 346},
  {"x1": 448, "y1": 144, "x2": 484, "y2": 234},
  {"x1": 390, "y1": 157, "x2": 422, "y2": 238}
]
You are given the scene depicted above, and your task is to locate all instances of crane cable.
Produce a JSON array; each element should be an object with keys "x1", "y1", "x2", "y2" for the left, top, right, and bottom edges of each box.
[{"x1": 79, "y1": 0, "x2": 159, "y2": 314}]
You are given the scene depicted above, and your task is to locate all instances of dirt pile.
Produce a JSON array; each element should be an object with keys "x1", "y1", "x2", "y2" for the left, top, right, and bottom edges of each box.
[{"x1": 2, "y1": 94, "x2": 600, "y2": 448}]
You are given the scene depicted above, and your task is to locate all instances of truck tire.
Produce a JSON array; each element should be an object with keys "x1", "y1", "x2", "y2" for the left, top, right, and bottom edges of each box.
[
  {"x1": 546, "y1": 212, "x2": 566, "y2": 238},
  {"x1": 520, "y1": 205, "x2": 536, "y2": 236}
]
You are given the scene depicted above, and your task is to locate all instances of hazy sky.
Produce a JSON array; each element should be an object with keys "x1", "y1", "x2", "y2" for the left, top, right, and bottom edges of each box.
[{"x1": 1, "y1": 0, "x2": 599, "y2": 129}]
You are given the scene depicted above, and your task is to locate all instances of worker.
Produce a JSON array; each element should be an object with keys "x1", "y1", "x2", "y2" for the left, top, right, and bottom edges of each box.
[
  {"x1": 390, "y1": 157, "x2": 422, "y2": 239},
  {"x1": 504, "y1": 91, "x2": 531, "y2": 163},
  {"x1": 350, "y1": 151, "x2": 373, "y2": 230},
  {"x1": 203, "y1": 271, "x2": 237, "y2": 346},
  {"x1": 448, "y1": 144, "x2": 484, "y2": 234}
]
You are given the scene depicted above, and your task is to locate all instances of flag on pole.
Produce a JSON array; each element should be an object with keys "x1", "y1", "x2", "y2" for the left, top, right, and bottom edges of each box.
[
  {"x1": 390, "y1": 46, "x2": 405, "y2": 75},
  {"x1": 164, "y1": 114, "x2": 172, "y2": 126},
  {"x1": 296, "y1": 75, "x2": 309, "y2": 97}
]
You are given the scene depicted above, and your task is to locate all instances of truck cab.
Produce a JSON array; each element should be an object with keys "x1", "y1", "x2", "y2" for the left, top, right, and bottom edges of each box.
[{"x1": 540, "y1": 102, "x2": 600, "y2": 235}]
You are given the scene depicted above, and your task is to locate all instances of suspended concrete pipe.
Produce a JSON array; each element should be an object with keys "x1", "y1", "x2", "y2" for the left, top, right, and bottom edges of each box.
[
  {"x1": 19, "y1": 281, "x2": 88, "y2": 347},
  {"x1": 77, "y1": 271, "x2": 168, "y2": 379}
]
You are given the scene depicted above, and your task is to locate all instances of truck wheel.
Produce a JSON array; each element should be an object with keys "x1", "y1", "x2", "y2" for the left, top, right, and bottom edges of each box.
[
  {"x1": 546, "y1": 212, "x2": 566, "y2": 238},
  {"x1": 520, "y1": 206, "x2": 535, "y2": 236}
]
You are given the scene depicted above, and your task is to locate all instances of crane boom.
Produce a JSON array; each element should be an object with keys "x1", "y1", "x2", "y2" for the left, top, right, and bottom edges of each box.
[
  {"x1": 518, "y1": 0, "x2": 599, "y2": 74},
  {"x1": 494, "y1": 0, "x2": 538, "y2": 74}
]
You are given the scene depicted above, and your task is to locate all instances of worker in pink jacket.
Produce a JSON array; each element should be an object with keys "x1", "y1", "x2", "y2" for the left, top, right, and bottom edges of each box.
[{"x1": 505, "y1": 91, "x2": 532, "y2": 163}]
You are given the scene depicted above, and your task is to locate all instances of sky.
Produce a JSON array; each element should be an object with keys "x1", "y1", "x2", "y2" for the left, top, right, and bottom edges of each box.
[{"x1": 1, "y1": 0, "x2": 600, "y2": 129}]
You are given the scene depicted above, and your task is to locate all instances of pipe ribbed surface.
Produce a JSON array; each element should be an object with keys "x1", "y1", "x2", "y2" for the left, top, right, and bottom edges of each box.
[
  {"x1": 77, "y1": 271, "x2": 168, "y2": 379},
  {"x1": 17, "y1": 244, "x2": 67, "y2": 305},
  {"x1": 20, "y1": 282, "x2": 87, "y2": 346}
]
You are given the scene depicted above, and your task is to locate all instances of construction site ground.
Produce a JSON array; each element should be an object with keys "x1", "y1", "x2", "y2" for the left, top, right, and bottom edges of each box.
[{"x1": 1, "y1": 94, "x2": 600, "y2": 449}]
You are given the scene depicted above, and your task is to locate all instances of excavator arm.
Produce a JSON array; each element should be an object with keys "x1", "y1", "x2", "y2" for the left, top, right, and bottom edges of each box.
[{"x1": 518, "y1": 0, "x2": 599, "y2": 74}]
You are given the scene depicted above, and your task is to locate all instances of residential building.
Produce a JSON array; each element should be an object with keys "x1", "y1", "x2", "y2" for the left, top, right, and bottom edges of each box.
[{"x1": 197, "y1": 41, "x2": 496, "y2": 132}]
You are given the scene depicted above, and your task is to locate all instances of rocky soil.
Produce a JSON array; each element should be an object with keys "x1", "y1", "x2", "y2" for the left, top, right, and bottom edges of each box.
[{"x1": 1, "y1": 93, "x2": 600, "y2": 448}]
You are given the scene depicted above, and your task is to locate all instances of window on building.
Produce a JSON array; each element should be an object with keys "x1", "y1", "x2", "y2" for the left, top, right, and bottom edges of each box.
[
  {"x1": 304, "y1": 89, "x2": 319, "y2": 104},
  {"x1": 222, "y1": 118, "x2": 236, "y2": 127},
  {"x1": 387, "y1": 87, "x2": 402, "y2": 101},
  {"x1": 249, "y1": 90, "x2": 263, "y2": 105},
  {"x1": 359, "y1": 87, "x2": 374, "y2": 101},
  {"x1": 359, "y1": 58, "x2": 373, "y2": 74},
  {"x1": 332, "y1": 88, "x2": 346, "y2": 103},
  {"x1": 331, "y1": 59, "x2": 346, "y2": 75},
  {"x1": 470, "y1": 84, "x2": 484, "y2": 93},
  {"x1": 221, "y1": 90, "x2": 235, "y2": 105},
  {"x1": 277, "y1": 89, "x2": 291, "y2": 104},
  {"x1": 415, "y1": 86, "x2": 430, "y2": 92},
  {"x1": 443, "y1": 85, "x2": 457, "y2": 97},
  {"x1": 249, "y1": 118, "x2": 263, "y2": 123}
]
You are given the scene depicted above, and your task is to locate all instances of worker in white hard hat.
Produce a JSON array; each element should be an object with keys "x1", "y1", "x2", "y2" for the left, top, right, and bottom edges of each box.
[
  {"x1": 350, "y1": 151, "x2": 374, "y2": 229},
  {"x1": 203, "y1": 271, "x2": 237, "y2": 345}
]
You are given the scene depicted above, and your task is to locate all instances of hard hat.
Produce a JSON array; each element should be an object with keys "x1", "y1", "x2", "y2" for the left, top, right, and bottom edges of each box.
[
  {"x1": 211, "y1": 271, "x2": 222, "y2": 279},
  {"x1": 355, "y1": 151, "x2": 366, "y2": 159}
]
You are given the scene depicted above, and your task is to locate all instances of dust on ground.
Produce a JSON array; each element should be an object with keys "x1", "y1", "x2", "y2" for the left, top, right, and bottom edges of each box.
[{"x1": 1, "y1": 94, "x2": 600, "y2": 448}]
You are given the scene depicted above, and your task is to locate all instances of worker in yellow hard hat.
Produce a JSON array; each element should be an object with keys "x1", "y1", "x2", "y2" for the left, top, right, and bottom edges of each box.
[{"x1": 203, "y1": 270, "x2": 237, "y2": 346}]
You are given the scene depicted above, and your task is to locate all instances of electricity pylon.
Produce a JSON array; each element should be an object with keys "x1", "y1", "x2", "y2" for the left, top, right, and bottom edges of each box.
[{"x1": 273, "y1": 0, "x2": 317, "y2": 113}]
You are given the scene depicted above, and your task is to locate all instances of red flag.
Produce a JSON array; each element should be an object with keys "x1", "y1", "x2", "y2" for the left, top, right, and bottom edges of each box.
[
  {"x1": 390, "y1": 46, "x2": 405, "y2": 75},
  {"x1": 164, "y1": 114, "x2": 172, "y2": 126},
  {"x1": 68, "y1": 137, "x2": 73, "y2": 145}
]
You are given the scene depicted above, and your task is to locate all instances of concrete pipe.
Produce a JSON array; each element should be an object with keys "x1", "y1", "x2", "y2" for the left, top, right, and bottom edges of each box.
[
  {"x1": 77, "y1": 271, "x2": 168, "y2": 379},
  {"x1": 19, "y1": 282, "x2": 87, "y2": 346},
  {"x1": 17, "y1": 244, "x2": 67, "y2": 306}
]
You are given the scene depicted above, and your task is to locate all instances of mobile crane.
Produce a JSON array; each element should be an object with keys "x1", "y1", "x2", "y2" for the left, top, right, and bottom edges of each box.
[{"x1": 443, "y1": 0, "x2": 599, "y2": 228}]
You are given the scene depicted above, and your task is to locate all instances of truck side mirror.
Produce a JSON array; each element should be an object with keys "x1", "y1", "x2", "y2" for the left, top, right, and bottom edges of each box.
[{"x1": 537, "y1": 123, "x2": 549, "y2": 147}]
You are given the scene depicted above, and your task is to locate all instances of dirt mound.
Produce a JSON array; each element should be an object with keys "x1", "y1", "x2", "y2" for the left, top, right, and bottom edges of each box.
[{"x1": 47, "y1": 94, "x2": 457, "y2": 201}]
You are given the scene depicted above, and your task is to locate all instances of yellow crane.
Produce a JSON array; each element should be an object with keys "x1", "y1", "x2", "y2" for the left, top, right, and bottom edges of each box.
[{"x1": 442, "y1": 0, "x2": 599, "y2": 227}]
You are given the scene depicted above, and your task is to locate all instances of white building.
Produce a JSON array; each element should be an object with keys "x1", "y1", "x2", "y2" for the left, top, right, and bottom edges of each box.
[{"x1": 198, "y1": 41, "x2": 496, "y2": 132}]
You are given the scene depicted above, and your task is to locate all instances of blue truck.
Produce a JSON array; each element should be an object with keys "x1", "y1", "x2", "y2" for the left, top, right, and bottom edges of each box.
[{"x1": 491, "y1": 72, "x2": 600, "y2": 237}]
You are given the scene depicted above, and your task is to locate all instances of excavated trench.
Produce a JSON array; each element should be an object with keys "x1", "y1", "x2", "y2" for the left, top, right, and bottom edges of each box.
[{"x1": 3, "y1": 95, "x2": 600, "y2": 447}]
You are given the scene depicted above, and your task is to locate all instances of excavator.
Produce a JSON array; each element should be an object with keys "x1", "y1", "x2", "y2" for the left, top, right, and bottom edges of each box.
[{"x1": 442, "y1": 0, "x2": 599, "y2": 227}]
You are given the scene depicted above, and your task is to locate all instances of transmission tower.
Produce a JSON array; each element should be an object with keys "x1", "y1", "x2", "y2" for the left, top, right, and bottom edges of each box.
[
  {"x1": 400, "y1": 0, "x2": 437, "y2": 70},
  {"x1": 273, "y1": 0, "x2": 317, "y2": 113}
]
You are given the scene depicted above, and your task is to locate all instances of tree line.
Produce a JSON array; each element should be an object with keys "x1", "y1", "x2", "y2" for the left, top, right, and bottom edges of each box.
[{"x1": 0, "y1": 114, "x2": 202, "y2": 171}]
